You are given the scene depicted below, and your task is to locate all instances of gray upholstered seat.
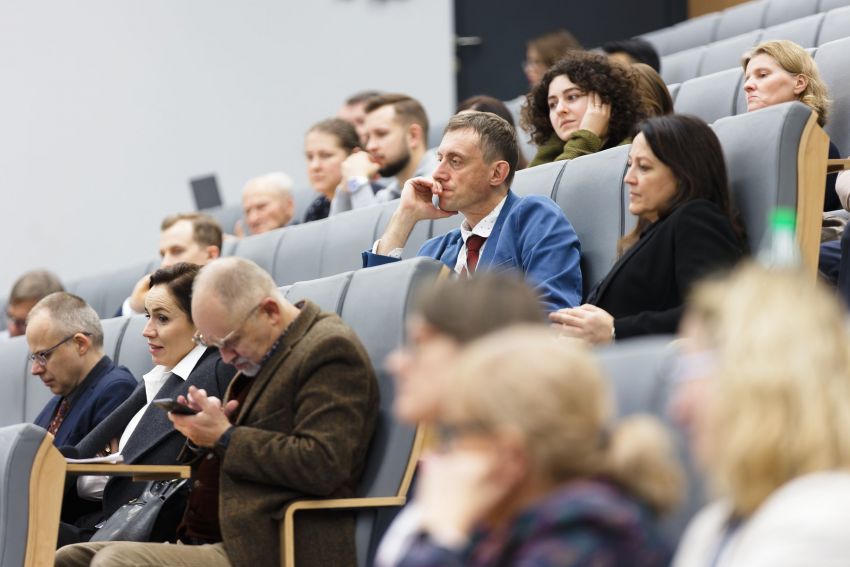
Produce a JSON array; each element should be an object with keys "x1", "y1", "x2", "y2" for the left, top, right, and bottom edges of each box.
[
  {"x1": 112, "y1": 315, "x2": 153, "y2": 383},
  {"x1": 764, "y1": 0, "x2": 819, "y2": 27},
  {"x1": 715, "y1": 0, "x2": 768, "y2": 41},
  {"x1": 0, "y1": 423, "x2": 65, "y2": 567},
  {"x1": 0, "y1": 336, "x2": 29, "y2": 427},
  {"x1": 713, "y1": 101, "x2": 816, "y2": 250},
  {"x1": 674, "y1": 67, "x2": 744, "y2": 123},
  {"x1": 595, "y1": 336, "x2": 705, "y2": 545},
  {"x1": 275, "y1": 257, "x2": 445, "y2": 567},
  {"x1": 65, "y1": 258, "x2": 157, "y2": 318},
  {"x1": 818, "y1": 0, "x2": 850, "y2": 11},
  {"x1": 661, "y1": 46, "x2": 706, "y2": 84},
  {"x1": 668, "y1": 83, "x2": 681, "y2": 103},
  {"x1": 204, "y1": 204, "x2": 243, "y2": 235},
  {"x1": 760, "y1": 12, "x2": 824, "y2": 47},
  {"x1": 817, "y1": 5, "x2": 850, "y2": 45},
  {"x1": 814, "y1": 36, "x2": 850, "y2": 154},
  {"x1": 699, "y1": 30, "x2": 762, "y2": 76},
  {"x1": 662, "y1": 12, "x2": 722, "y2": 55}
]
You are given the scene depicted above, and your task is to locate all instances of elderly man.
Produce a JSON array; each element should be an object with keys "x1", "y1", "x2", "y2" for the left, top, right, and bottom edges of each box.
[
  {"x1": 119, "y1": 212, "x2": 222, "y2": 316},
  {"x1": 57, "y1": 257, "x2": 379, "y2": 567},
  {"x1": 28, "y1": 292, "x2": 137, "y2": 446},
  {"x1": 363, "y1": 111, "x2": 583, "y2": 312},
  {"x1": 238, "y1": 172, "x2": 296, "y2": 235},
  {"x1": 332, "y1": 93, "x2": 437, "y2": 215},
  {"x1": 2, "y1": 269, "x2": 64, "y2": 339}
]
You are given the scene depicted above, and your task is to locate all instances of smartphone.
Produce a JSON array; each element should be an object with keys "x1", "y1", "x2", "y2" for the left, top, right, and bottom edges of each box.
[
  {"x1": 432, "y1": 193, "x2": 441, "y2": 210},
  {"x1": 152, "y1": 398, "x2": 198, "y2": 415}
]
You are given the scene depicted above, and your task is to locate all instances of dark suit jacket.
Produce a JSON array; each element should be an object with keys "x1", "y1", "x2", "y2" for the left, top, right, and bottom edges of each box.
[
  {"x1": 60, "y1": 347, "x2": 236, "y2": 544},
  {"x1": 588, "y1": 199, "x2": 745, "y2": 339},
  {"x1": 34, "y1": 356, "x2": 137, "y2": 447},
  {"x1": 212, "y1": 300, "x2": 379, "y2": 567}
]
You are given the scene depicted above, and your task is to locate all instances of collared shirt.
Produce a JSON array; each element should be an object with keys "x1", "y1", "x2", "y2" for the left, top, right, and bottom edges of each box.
[
  {"x1": 77, "y1": 345, "x2": 207, "y2": 500},
  {"x1": 453, "y1": 196, "x2": 506, "y2": 274}
]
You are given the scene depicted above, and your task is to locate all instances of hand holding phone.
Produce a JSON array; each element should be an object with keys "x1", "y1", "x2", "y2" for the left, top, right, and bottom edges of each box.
[{"x1": 152, "y1": 398, "x2": 198, "y2": 415}]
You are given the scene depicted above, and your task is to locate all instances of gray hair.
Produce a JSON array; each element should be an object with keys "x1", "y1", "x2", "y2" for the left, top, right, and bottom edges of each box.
[
  {"x1": 27, "y1": 292, "x2": 104, "y2": 348},
  {"x1": 194, "y1": 257, "x2": 283, "y2": 319},
  {"x1": 242, "y1": 172, "x2": 294, "y2": 200}
]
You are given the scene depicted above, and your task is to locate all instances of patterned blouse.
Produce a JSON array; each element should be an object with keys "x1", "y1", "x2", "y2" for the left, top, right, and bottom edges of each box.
[{"x1": 397, "y1": 478, "x2": 671, "y2": 567}]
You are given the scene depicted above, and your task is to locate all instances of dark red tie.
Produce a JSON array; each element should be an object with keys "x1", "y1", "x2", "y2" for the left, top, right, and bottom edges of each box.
[
  {"x1": 47, "y1": 398, "x2": 70, "y2": 435},
  {"x1": 463, "y1": 235, "x2": 487, "y2": 276}
]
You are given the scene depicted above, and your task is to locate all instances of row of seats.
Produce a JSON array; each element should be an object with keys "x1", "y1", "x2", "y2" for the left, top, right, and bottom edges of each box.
[
  {"x1": 669, "y1": 35, "x2": 850, "y2": 158},
  {"x1": 640, "y1": 0, "x2": 850, "y2": 56},
  {"x1": 0, "y1": 257, "x2": 444, "y2": 567},
  {"x1": 34, "y1": 101, "x2": 825, "y2": 324},
  {"x1": 661, "y1": 6, "x2": 850, "y2": 84}
]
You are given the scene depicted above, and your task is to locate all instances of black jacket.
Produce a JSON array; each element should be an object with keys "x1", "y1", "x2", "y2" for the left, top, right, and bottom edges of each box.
[{"x1": 588, "y1": 199, "x2": 745, "y2": 339}]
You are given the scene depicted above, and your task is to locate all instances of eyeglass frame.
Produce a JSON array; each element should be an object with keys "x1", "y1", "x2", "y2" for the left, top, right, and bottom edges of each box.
[
  {"x1": 192, "y1": 301, "x2": 263, "y2": 351},
  {"x1": 29, "y1": 332, "x2": 92, "y2": 367}
]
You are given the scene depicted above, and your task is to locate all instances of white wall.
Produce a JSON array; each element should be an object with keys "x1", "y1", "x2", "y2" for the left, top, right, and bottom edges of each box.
[{"x1": 0, "y1": 0, "x2": 455, "y2": 296}]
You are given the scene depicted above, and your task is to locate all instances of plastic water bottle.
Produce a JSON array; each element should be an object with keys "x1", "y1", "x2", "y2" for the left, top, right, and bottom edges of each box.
[{"x1": 757, "y1": 207, "x2": 802, "y2": 268}]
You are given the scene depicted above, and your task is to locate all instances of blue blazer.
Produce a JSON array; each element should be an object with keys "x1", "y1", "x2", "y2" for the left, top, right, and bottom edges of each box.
[
  {"x1": 33, "y1": 356, "x2": 137, "y2": 447},
  {"x1": 362, "y1": 191, "x2": 583, "y2": 311}
]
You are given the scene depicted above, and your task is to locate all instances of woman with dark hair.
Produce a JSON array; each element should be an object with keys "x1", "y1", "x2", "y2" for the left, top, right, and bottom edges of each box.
[
  {"x1": 457, "y1": 95, "x2": 529, "y2": 170},
  {"x1": 550, "y1": 115, "x2": 745, "y2": 343},
  {"x1": 58, "y1": 262, "x2": 237, "y2": 547},
  {"x1": 303, "y1": 118, "x2": 360, "y2": 222},
  {"x1": 522, "y1": 51, "x2": 645, "y2": 167}
]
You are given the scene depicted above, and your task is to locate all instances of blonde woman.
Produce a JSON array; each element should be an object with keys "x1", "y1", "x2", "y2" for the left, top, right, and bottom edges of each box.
[
  {"x1": 673, "y1": 264, "x2": 850, "y2": 567},
  {"x1": 742, "y1": 40, "x2": 840, "y2": 211},
  {"x1": 399, "y1": 326, "x2": 682, "y2": 567}
]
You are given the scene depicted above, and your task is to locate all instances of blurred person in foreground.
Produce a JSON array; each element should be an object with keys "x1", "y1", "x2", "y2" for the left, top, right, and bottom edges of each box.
[{"x1": 672, "y1": 264, "x2": 850, "y2": 566}]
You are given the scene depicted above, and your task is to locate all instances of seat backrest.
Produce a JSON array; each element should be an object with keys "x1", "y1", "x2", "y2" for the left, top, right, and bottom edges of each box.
[
  {"x1": 65, "y1": 259, "x2": 156, "y2": 318},
  {"x1": 817, "y1": 5, "x2": 850, "y2": 45},
  {"x1": 814, "y1": 36, "x2": 850, "y2": 155},
  {"x1": 595, "y1": 336, "x2": 705, "y2": 546},
  {"x1": 661, "y1": 46, "x2": 706, "y2": 84},
  {"x1": 674, "y1": 67, "x2": 744, "y2": 124},
  {"x1": 764, "y1": 0, "x2": 819, "y2": 27},
  {"x1": 204, "y1": 203, "x2": 243, "y2": 235},
  {"x1": 0, "y1": 423, "x2": 64, "y2": 567},
  {"x1": 113, "y1": 316, "x2": 154, "y2": 383},
  {"x1": 712, "y1": 102, "x2": 824, "y2": 257},
  {"x1": 715, "y1": 0, "x2": 768, "y2": 41},
  {"x1": 819, "y1": 0, "x2": 850, "y2": 10},
  {"x1": 0, "y1": 337, "x2": 29, "y2": 427},
  {"x1": 699, "y1": 30, "x2": 762, "y2": 76},
  {"x1": 760, "y1": 12, "x2": 825, "y2": 47},
  {"x1": 664, "y1": 12, "x2": 722, "y2": 55},
  {"x1": 668, "y1": 83, "x2": 681, "y2": 103},
  {"x1": 553, "y1": 145, "x2": 632, "y2": 294}
]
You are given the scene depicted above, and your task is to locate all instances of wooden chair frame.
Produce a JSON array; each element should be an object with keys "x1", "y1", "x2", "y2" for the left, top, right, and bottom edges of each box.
[
  {"x1": 279, "y1": 423, "x2": 426, "y2": 567},
  {"x1": 796, "y1": 112, "x2": 830, "y2": 275}
]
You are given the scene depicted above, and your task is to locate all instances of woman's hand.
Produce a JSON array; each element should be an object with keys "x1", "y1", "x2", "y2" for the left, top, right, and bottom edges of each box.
[
  {"x1": 417, "y1": 449, "x2": 511, "y2": 549},
  {"x1": 550, "y1": 304, "x2": 615, "y2": 345},
  {"x1": 578, "y1": 92, "x2": 611, "y2": 139}
]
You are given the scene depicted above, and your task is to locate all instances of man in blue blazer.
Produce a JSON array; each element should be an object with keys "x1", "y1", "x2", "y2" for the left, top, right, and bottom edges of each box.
[
  {"x1": 362, "y1": 111, "x2": 582, "y2": 312},
  {"x1": 27, "y1": 292, "x2": 137, "y2": 447}
]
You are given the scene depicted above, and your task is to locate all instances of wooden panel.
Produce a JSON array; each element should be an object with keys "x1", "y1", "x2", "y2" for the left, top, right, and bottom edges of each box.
[{"x1": 689, "y1": 0, "x2": 749, "y2": 17}]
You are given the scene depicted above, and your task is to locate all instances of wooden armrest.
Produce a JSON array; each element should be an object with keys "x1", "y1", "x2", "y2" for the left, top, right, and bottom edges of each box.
[
  {"x1": 280, "y1": 496, "x2": 407, "y2": 567},
  {"x1": 828, "y1": 159, "x2": 850, "y2": 174},
  {"x1": 65, "y1": 464, "x2": 191, "y2": 481}
]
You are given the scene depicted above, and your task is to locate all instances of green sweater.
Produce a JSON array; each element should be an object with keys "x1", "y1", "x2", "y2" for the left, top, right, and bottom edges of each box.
[{"x1": 529, "y1": 130, "x2": 632, "y2": 168}]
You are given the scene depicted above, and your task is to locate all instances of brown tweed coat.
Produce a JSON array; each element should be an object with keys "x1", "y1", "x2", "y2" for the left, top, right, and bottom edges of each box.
[{"x1": 217, "y1": 300, "x2": 378, "y2": 567}]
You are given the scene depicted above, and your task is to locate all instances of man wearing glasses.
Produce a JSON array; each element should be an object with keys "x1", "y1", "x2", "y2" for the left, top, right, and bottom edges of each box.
[
  {"x1": 28, "y1": 292, "x2": 137, "y2": 446},
  {"x1": 56, "y1": 257, "x2": 379, "y2": 567}
]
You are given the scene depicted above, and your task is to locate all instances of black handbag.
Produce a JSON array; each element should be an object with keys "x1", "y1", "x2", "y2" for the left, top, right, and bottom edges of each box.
[{"x1": 90, "y1": 478, "x2": 188, "y2": 542}]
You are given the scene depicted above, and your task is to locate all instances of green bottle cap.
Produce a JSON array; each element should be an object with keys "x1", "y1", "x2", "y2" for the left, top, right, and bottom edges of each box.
[{"x1": 770, "y1": 207, "x2": 796, "y2": 230}]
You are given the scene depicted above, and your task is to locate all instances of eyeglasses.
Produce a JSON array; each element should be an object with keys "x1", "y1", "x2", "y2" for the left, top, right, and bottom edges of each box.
[
  {"x1": 29, "y1": 332, "x2": 91, "y2": 367},
  {"x1": 435, "y1": 421, "x2": 491, "y2": 447},
  {"x1": 192, "y1": 302, "x2": 262, "y2": 351}
]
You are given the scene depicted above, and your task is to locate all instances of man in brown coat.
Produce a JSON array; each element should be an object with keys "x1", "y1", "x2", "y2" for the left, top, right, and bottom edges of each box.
[{"x1": 56, "y1": 257, "x2": 379, "y2": 567}]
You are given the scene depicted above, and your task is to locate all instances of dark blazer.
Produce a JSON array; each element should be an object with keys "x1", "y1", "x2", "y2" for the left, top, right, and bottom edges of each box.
[
  {"x1": 60, "y1": 347, "x2": 236, "y2": 544},
  {"x1": 211, "y1": 300, "x2": 379, "y2": 567},
  {"x1": 34, "y1": 356, "x2": 137, "y2": 447},
  {"x1": 588, "y1": 199, "x2": 744, "y2": 339},
  {"x1": 362, "y1": 190, "x2": 583, "y2": 311}
]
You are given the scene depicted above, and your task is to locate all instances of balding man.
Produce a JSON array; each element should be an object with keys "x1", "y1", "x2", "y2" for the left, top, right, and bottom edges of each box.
[
  {"x1": 28, "y1": 292, "x2": 137, "y2": 446},
  {"x1": 2, "y1": 269, "x2": 64, "y2": 339},
  {"x1": 57, "y1": 257, "x2": 379, "y2": 567},
  {"x1": 239, "y1": 172, "x2": 296, "y2": 236}
]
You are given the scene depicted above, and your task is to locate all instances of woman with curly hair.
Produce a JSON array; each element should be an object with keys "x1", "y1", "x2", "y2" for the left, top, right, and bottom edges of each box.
[{"x1": 522, "y1": 51, "x2": 645, "y2": 168}]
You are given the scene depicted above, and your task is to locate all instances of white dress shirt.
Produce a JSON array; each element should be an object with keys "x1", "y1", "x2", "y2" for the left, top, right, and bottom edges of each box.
[{"x1": 77, "y1": 345, "x2": 207, "y2": 500}]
